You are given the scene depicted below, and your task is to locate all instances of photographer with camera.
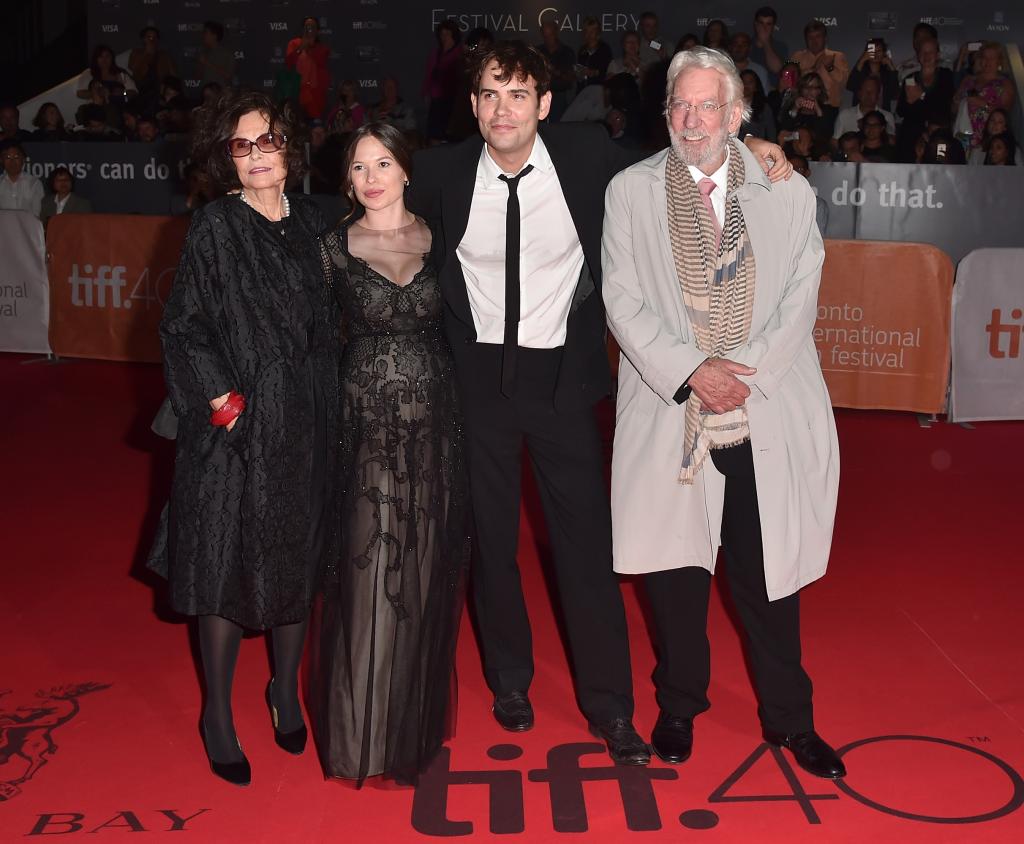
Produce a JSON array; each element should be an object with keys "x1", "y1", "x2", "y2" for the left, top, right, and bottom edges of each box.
[
  {"x1": 896, "y1": 37, "x2": 955, "y2": 162},
  {"x1": 777, "y1": 72, "x2": 837, "y2": 159},
  {"x1": 847, "y1": 38, "x2": 898, "y2": 110}
]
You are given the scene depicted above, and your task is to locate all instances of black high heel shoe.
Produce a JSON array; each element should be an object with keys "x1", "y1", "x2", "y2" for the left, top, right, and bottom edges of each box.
[
  {"x1": 200, "y1": 722, "x2": 251, "y2": 787},
  {"x1": 266, "y1": 678, "x2": 307, "y2": 755}
]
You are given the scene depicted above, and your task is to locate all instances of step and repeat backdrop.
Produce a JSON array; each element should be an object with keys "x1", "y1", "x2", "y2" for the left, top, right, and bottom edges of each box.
[{"x1": 86, "y1": 1, "x2": 1021, "y2": 110}]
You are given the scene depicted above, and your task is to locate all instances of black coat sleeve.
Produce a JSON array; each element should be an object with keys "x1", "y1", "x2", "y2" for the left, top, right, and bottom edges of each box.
[{"x1": 159, "y1": 209, "x2": 237, "y2": 416}]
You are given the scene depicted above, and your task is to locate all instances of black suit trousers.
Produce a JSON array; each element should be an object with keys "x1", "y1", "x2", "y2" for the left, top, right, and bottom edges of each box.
[
  {"x1": 643, "y1": 441, "x2": 814, "y2": 735},
  {"x1": 461, "y1": 344, "x2": 634, "y2": 724}
]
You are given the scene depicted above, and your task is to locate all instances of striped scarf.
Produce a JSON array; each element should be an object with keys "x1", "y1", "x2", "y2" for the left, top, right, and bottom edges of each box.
[{"x1": 665, "y1": 139, "x2": 757, "y2": 484}]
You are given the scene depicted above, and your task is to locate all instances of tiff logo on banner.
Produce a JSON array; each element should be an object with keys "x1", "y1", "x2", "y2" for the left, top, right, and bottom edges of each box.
[
  {"x1": 68, "y1": 264, "x2": 127, "y2": 309},
  {"x1": 986, "y1": 308, "x2": 1024, "y2": 358}
]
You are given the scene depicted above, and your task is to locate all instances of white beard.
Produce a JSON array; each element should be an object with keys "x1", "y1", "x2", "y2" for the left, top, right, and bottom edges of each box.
[{"x1": 669, "y1": 123, "x2": 731, "y2": 168}]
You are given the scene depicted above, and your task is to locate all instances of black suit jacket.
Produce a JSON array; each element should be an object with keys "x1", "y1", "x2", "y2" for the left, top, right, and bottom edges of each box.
[{"x1": 407, "y1": 122, "x2": 633, "y2": 410}]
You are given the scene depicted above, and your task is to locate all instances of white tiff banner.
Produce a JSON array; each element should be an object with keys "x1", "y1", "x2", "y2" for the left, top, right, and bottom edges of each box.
[
  {"x1": 0, "y1": 210, "x2": 51, "y2": 355},
  {"x1": 950, "y1": 248, "x2": 1024, "y2": 423}
]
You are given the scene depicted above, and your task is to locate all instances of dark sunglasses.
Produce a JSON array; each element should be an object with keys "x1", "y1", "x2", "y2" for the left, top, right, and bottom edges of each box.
[{"x1": 226, "y1": 131, "x2": 286, "y2": 157}]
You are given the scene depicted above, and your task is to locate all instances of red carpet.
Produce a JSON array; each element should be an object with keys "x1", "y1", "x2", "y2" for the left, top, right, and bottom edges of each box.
[{"x1": 2, "y1": 352, "x2": 1023, "y2": 842}]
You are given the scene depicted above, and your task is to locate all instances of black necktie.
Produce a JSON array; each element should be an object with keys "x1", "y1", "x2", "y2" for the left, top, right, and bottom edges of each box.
[{"x1": 498, "y1": 164, "x2": 534, "y2": 397}]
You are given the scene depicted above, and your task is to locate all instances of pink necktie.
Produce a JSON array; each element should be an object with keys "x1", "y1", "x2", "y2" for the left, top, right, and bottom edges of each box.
[{"x1": 698, "y1": 178, "x2": 721, "y2": 250}]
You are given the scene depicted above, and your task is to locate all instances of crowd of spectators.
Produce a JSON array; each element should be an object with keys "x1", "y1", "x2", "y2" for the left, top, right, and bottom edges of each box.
[{"x1": 1, "y1": 8, "x2": 1021, "y2": 223}]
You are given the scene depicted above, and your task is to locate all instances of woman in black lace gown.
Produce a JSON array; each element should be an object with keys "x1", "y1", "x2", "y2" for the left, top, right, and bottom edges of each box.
[{"x1": 309, "y1": 122, "x2": 468, "y2": 783}]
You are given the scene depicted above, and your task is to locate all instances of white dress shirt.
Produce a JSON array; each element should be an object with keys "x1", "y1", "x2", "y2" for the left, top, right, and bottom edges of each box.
[
  {"x1": 54, "y1": 194, "x2": 71, "y2": 215},
  {"x1": 0, "y1": 172, "x2": 44, "y2": 217},
  {"x1": 457, "y1": 135, "x2": 585, "y2": 348},
  {"x1": 686, "y1": 146, "x2": 729, "y2": 226}
]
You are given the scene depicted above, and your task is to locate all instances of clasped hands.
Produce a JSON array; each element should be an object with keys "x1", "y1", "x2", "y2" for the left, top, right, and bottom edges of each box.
[{"x1": 688, "y1": 358, "x2": 757, "y2": 414}]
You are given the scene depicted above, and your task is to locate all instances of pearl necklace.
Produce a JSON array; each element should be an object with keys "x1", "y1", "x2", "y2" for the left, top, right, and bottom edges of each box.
[{"x1": 239, "y1": 190, "x2": 290, "y2": 232}]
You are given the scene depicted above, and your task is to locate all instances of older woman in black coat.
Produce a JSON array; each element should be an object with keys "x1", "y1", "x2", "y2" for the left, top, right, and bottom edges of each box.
[{"x1": 148, "y1": 90, "x2": 339, "y2": 786}]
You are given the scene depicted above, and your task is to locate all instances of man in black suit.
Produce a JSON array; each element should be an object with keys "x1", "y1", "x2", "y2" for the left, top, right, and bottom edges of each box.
[{"x1": 407, "y1": 41, "x2": 787, "y2": 765}]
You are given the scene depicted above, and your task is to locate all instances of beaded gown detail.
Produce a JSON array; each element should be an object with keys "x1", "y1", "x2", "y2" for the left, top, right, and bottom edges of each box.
[{"x1": 309, "y1": 221, "x2": 468, "y2": 782}]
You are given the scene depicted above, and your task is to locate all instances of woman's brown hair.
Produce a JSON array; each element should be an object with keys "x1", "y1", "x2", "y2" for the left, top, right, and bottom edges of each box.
[{"x1": 191, "y1": 89, "x2": 308, "y2": 195}]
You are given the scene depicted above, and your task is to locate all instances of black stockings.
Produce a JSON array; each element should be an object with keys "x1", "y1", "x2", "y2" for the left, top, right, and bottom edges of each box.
[
  {"x1": 270, "y1": 619, "x2": 308, "y2": 732},
  {"x1": 197, "y1": 615, "x2": 309, "y2": 762},
  {"x1": 198, "y1": 614, "x2": 244, "y2": 762}
]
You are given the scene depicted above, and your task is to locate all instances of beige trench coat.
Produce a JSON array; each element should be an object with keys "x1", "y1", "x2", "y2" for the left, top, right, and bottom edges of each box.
[{"x1": 601, "y1": 141, "x2": 838, "y2": 601}]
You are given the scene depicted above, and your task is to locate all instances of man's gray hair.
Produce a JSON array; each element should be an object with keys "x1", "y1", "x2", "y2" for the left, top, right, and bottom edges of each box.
[{"x1": 665, "y1": 46, "x2": 751, "y2": 124}]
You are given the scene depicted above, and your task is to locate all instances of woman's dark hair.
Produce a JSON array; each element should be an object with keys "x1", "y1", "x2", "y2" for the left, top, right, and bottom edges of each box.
[
  {"x1": 858, "y1": 109, "x2": 887, "y2": 131},
  {"x1": 90, "y1": 44, "x2": 124, "y2": 79},
  {"x1": 33, "y1": 102, "x2": 64, "y2": 130},
  {"x1": 984, "y1": 108, "x2": 1011, "y2": 137},
  {"x1": 984, "y1": 131, "x2": 1017, "y2": 164},
  {"x1": 702, "y1": 19, "x2": 728, "y2": 47},
  {"x1": 471, "y1": 40, "x2": 551, "y2": 99},
  {"x1": 340, "y1": 121, "x2": 414, "y2": 222},
  {"x1": 203, "y1": 21, "x2": 225, "y2": 42},
  {"x1": 435, "y1": 19, "x2": 461, "y2": 47},
  {"x1": 48, "y1": 165, "x2": 75, "y2": 193},
  {"x1": 675, "y1": 34, "x2": 699, "y2": 54},
  {"x1": 739, "y1": 69, "x2": 767, "y2": 118},
  {"x1": 191, "y1": 90, "x2": 308, "y2": 193}
]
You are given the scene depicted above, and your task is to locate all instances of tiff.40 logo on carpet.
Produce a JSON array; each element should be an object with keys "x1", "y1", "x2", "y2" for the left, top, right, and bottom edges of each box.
[{"x1": 411, "y1": 736, "x2": 1024, "y2": 835}]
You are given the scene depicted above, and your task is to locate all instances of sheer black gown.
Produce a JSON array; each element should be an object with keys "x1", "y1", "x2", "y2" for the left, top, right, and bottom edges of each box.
[{"x1": 309, "y1": 222, "x2": 468, "y2": 783}]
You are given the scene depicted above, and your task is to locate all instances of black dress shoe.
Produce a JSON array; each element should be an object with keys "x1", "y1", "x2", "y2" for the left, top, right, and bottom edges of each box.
[
  {"x1": 589, "y1": 717, "x2": 651, "y2": 766},
  {"x1": 266, "y1": 679, "x2": 307, "y2": 755},
  {"x1": 650, "y1": 712, "x2": 693, "y2": 764},
  {"x1": 200, "y1": 723, "x2": 251, "y2": 787},
  {"x1": 492, "y1": 691, "x2": 534, "y2": 732},
  {"x1": 764, "y1": 729, "x2": 846, "y2": 779}
]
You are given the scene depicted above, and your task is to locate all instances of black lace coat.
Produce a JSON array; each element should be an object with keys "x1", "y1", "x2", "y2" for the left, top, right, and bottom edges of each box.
[{"x1": 149, "y1": 195, "x2": 340, "y2": 630}]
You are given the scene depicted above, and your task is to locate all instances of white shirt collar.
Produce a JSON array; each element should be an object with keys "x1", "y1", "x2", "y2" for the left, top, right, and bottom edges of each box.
[
  {"x1": 55, "y1": 193, "x2": 70, "y2": 213},
  {"x1": 685, "y1": 144, "x2": 729, "y2": 195},
  {"x1": 479, "y1": 132, "x2": 552, "y2": 190}
]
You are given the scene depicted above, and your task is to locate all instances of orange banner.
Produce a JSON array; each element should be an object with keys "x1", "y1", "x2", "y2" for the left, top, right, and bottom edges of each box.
[
  {"x1": 47, "y1": 213, "x2": 190, "y2": 362},
  {"x1": 815, "y1": 240, "x2": 952, "y2": 413}
]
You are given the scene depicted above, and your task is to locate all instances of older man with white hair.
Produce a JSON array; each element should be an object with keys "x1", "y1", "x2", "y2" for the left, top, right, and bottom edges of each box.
[{"x1": 602, "y1": 47, "x2": 845, "y2": 779}]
